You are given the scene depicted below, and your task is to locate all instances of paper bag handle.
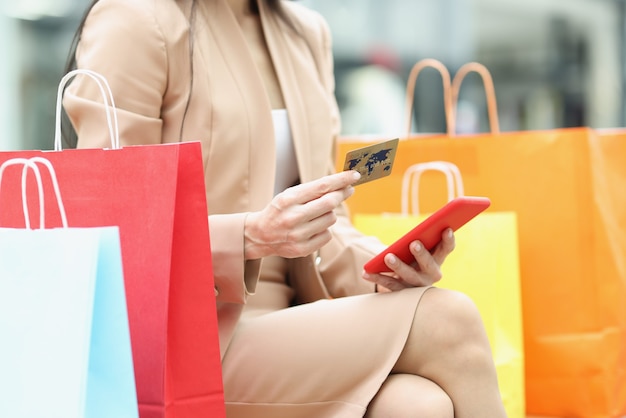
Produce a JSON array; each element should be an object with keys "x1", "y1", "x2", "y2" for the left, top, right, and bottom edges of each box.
[
  {"x1": 55, "y1": 69, "x2": 120, "y2": 151},
  {"x1": 404, "y1": 59, "x2": 454, "y2": 136},
  {"x1": 25, "y1": 157, "x2": 69, "y2": 228},
  {"x1": 0, "y1": 157, "x2": 68, "y2": 229},
  {"x1": 0, "y1": 159, "x2": 44, "y2": 229},
  {"x1": 401, "y1": 161, "x2": 464, "y2": 216},
  {"x1": 451, "y1": 62, "x2": 500, "y2": 134}
]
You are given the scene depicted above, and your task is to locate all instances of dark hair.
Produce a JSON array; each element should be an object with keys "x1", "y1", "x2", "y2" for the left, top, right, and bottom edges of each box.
[{"x1": 61, "y1": 0, "x2": 296, "y2": 148}]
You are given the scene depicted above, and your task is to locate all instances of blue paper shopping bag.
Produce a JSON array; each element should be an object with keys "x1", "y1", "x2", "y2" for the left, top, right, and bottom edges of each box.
[{"x1": 0, "y1": 158, "x2": 138, "y2": 418}]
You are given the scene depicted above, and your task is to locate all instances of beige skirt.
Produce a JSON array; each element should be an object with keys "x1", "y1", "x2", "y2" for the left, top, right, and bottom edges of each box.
[{"x1": 221, "y1": 257, "x2": 430, "y2": 417}]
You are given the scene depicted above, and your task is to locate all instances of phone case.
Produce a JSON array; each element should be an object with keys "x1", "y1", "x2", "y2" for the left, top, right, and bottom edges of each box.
[{"x1": 363, "y1": 196, "x2": 491, "y2": 273}]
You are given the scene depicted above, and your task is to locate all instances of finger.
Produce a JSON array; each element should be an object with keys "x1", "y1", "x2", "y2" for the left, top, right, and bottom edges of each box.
[
  {"x1": 431, "y1": 228, "x2": 456, "y2": 266},
  {"x1": 278, "y1": 225, "x2": 334, "y2": 258},
  {"x1": 362, "y1": 271, "x2": 409, "y2": 292},
  {"x1": 285, "y1": 210, "x2": 337, "y2": 243},
  {"x1": 270, "y1": 185, "x2": 352, "y2": 231},
  {"x1": 384, "y1": 252, "x2": 437, "y2": 288},
  {"x1": 408, "y1": 241, "x2": 443, "y2": 284},
  {"x1": 288, "y1": 171, "x2": 361, "y2": 204},
  {"x1": 299, "y1": 187, "x2": 354, "y2": 222},
  {"x1": 290, "y1": 229, "x2": 334, "y2": 258}
]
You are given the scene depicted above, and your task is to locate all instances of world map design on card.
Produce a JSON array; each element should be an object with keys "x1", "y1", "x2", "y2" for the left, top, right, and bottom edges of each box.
[{"x1": 342, "y1": 138, "x2": 399, "y2": 186}]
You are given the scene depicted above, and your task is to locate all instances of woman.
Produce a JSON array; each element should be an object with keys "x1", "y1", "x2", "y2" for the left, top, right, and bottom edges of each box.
[{"x1": 64, "y1": 0, "x2": 507, "y2": 416}]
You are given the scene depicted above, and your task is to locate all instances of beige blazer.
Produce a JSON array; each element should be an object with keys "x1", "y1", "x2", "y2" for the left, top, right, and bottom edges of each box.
[{"x1": 65, "y1": 0, "x2": 382, "y2": 357}]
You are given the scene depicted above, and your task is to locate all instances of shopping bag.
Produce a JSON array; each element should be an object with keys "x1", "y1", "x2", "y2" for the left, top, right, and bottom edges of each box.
[
  {"x1": 0, "y1": 157, "x2": 138, "y2": 418},
  {"x1": 0, "y1": 70, "x2": 226, "y2": 418},
  {"x1": 341, "y1": 60, "x2": 626, "y2": 417},
  {"x1": 354, "y1": 161, "x2": 525, "y2": 418}
]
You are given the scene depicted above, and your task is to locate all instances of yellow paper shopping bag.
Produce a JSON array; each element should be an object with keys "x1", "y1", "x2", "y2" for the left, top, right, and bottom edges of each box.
[{"x1": 354, "y1": 161, "x2": 525, "y2": 418}]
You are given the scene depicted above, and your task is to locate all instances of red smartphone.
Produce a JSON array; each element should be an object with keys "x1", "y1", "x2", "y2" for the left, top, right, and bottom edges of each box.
[{"x1": 363, "y1": 196, "x2": 491, "y2": 273}]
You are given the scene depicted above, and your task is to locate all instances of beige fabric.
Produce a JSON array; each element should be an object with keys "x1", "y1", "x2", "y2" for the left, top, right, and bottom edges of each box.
[
  {"x1": 225, "y1": 287, "x2": 430, "y2": 417},
  {"x1": 63, "y1": 0, "x2": 426, "y2": 415}
]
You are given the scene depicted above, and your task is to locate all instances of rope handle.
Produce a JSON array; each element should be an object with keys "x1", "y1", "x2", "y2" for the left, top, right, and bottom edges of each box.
[
  {"x1": 404, "y1": 58, "x2": 454, "y2": 136},
  {"x1": 401, "y1": 161, "x2": 464, "y2": 216},
  {"x1": 54, "y1": 69, "x2": 120, "y2": 150},
  {"x1": 451, "y1": 62, "x2": 500, "y2": 134},
  {"x1": 0, "y1": 157, "x2": 68, "y2": 229}
]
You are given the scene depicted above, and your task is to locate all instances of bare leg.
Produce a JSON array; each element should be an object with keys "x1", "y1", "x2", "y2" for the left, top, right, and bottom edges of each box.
[
  {"x1": 393, "y1": 287, "x2": 507, "y2": 417},
  {"x1": 365, "y1": 373, "x2": 453, "y2": 418}
]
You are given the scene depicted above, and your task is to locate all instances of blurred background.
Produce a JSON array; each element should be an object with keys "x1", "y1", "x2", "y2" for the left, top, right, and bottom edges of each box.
[{"x1": 1, "y1": 0, "x2": 625, "y2": 149}]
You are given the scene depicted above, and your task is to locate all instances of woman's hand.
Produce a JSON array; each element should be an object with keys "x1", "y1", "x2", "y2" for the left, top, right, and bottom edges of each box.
[
  {"x1": 362, "y1": 228, "x2": 456, "y2": 292},
  {"x1": 244, "y1": 171, "x2": 361, "y2": 260}
]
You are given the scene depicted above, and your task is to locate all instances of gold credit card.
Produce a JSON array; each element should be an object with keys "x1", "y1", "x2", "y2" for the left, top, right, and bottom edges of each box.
[{"x1": 342, "y1": 138, "x2": 399, "y2": 186}]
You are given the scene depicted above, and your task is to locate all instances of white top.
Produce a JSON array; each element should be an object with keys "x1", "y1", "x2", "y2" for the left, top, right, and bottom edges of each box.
[{"x1": 271, "y1": 109, "x2": 299, "y2": 195}]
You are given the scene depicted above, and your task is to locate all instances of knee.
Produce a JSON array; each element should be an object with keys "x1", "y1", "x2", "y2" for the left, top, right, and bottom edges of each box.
[
  {"x1": 416, "y1": 287, "x2": 493, "y2": 362},
  {"x1": 394, "y1": 287, "x2": 496, "y2": 380}
]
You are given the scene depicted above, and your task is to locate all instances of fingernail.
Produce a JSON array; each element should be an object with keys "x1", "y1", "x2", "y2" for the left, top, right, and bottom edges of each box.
[
  {"x1": 352, "y1": 171, "x2": 361, "y2": 181},
  {"x1": 447, "y1": 229, "x2": 453, "y2": 238},
  {"x1": 386, "y1": 254, "x2": 397, "y2": 265},
  {"x1": 412, "y1": 241, "x2": 422, "y2": 252}
]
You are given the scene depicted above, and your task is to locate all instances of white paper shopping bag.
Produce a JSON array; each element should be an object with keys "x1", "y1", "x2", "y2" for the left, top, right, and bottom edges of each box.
[{"x1": 0, "y1": 157, "x2": 138, "y2": 418}]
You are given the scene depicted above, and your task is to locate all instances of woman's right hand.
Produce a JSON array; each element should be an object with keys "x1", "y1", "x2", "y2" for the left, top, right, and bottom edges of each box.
[{"x1": 244, "y1": 170, "x2": 361, "y2": 260}]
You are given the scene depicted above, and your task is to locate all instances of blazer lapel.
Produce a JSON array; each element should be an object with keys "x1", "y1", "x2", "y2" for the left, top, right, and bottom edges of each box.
[
  {"x1": 258, "y1": 1, "x2": 312, "y2": 180},
  {"x1": 196, "y1": 0, "x2": 276, "y2": 209}
]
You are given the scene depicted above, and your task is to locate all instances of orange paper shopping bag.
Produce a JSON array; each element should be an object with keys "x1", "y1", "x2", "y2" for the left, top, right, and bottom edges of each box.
[{"x1": 339, "y1": 60, "x2": 626, "y2": 417}]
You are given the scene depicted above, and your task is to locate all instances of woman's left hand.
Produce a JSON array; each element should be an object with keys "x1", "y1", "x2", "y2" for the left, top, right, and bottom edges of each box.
[{"x1": 362, "y1": 228, "x2": 456, "y2": 292}]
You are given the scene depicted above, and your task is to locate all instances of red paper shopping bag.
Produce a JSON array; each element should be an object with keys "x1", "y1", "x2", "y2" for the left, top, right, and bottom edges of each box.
[
  {"x1": 0, "y1": 143, "x2": 225, "y2": 418},
  {"x1": 0, "y1": 70, "x2": 225, "y2": 417}
]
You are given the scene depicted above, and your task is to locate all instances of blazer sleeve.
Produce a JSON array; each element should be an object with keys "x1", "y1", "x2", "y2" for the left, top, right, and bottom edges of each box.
[
  {"x1": 63, "y1": 0, "x2": 167, "y2": 149},
  {"x1": 209, "y1": 213, "x2": 262, "y2": 303},
  {"x1": 63, "y1": 0, "x2": 258, "y2": 305}
]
